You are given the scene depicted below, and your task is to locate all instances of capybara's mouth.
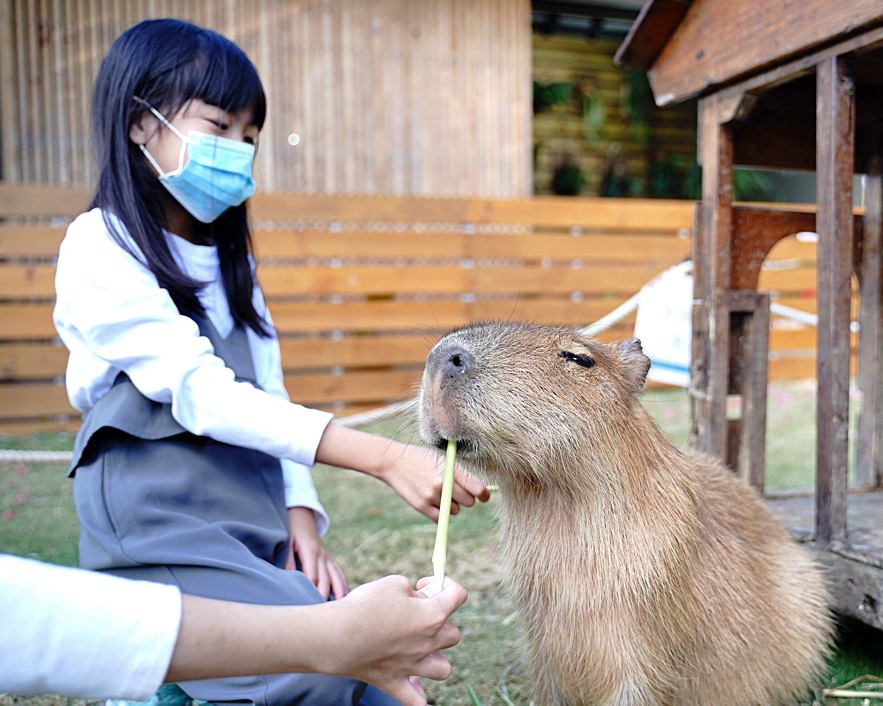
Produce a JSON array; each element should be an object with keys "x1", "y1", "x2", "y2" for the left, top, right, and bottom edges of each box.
[{"x1": 435, "y1": 437, "x2": 474, "y2": 456}]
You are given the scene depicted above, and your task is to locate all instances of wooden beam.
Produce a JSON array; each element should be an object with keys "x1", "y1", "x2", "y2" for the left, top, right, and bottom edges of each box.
[
  {"x1": 692, "y1": 94, "x2": 733, "y2": 460},
  {"x1": 730, "y1": 208, "x2": 817, "y2": 291},
  {"x1": 825, "y1": 551, "x2": 883, "y2": 630},
  {"x1": 855, "y1": 125, "x2": 883, "y2": 489},
  {"x1": 613, "y1": 0, "x2": 692, "y2": 71},
  {"x1": 727, "y1": 290, "x2": 769, "y2": 491},
  {"x1": 646, "y1": 0, "x2": 883, "y2": 106},
  {"x1": 816, "y1": 55, "x2": 856, "y2": 546}
]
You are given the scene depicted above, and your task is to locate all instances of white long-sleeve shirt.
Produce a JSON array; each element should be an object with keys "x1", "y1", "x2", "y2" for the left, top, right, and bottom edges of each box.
[
  {"x1": 53, "y1": 208, "x2": 331, "y2": 534},
  {"x1": 0, "y1": 555, "x2": 182, "y2": 700}
]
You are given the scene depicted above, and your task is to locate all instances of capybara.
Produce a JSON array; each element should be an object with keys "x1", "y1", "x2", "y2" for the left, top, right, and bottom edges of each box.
[{"x1": 418, "y1": 321, "x2": 832, "y2": 706}]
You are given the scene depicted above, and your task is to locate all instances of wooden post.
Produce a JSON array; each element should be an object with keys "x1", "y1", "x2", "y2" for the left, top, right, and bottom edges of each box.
[
  {"x1": 0, "y1": 0, "x2": 20, "y2": 182},
  {"x1": 693, "y1": 94, "x2": 733, "y2": 460},
  {"x1": 815, "y1": 54, "x2": 855, "y2": 545},
  {"x1": 728, "y1": 290, "x2": 769, "y2": 491},
  {"x1": 856, "y1": 126, "x2": 883, "y2": 490}
]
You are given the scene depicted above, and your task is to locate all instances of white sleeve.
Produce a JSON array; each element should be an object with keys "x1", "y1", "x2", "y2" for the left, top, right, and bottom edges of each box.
[
  {"x1": 281, "y1": 459, "x2": 330, "y2": 536},
  {"x1": 0, "y1": 556, "x2": 181, "y2": 700},
  {"x1": 54, "y1": 214, "x2": 334, "y2": 467},
  {"x1": 246, "y1": 291, "x2": 330, "y2": 534}
]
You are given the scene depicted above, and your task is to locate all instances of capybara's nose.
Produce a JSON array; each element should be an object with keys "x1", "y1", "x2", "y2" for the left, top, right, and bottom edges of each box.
[{"x1": 439, "y1": 346, "x2": 474, "y2": 382}]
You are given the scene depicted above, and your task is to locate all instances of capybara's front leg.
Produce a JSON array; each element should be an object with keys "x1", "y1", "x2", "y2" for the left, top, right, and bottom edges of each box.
[
  {"x1": 532, "y1": 669, "x2": 575, "y2": 706},
  {"x1": 533, "y1": 670, "x2": 663, "y2": 706}
]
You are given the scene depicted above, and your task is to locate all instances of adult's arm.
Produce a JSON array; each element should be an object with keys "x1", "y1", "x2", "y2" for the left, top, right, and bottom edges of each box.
[
  {"x1": 0, "y1": 556, "x2": 466, "y2": 706},
  {"x1": 169, "y1": 576, "x2": 465, "y2": 706},
  {"x1": 0, "y1": 555, "x2": 181, "y2": 700}
]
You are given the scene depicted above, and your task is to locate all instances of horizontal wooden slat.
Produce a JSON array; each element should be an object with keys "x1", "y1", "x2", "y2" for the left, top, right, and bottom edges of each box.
[
  {"x1": 0, "y1": 383, "x2": 75, "y2": 418},
  {"x1": 0, "y1": 183, "x2": 695, "y2": 230},
  {"x1": 757, "y1": 268, "x2": 819, "y2": 292},
  {"x1": 280, "y1": 326, "x2": 634, "y2": 371},
  {"x1": 254, "y1": 229, "x2": 464, "y2": 259},
  {"x1": 5, "y1": 260, "x2": 691, "y2": 299},
  {"x1": 253, "y1": 229, "x2": 691, "y2": 261},
  {"x1": 0, "y1": 417, "x2": 81, "y2": 435},
  {"x1": 0, "y1": 226, "x2": 66, "y2": 257},
  {"x1": 0, "y1": 344, "x2": 68, "y2": 380},
  {"x1": 267, "y1": 297, "x2": 632, "y2": 334},
  {"x1": 0, "y1": 297, "x2": 636, "y2": 342},
  {"x1": 284, "y1": 370, "x2": 421, "y2": 406},
  {"x1": 765, "y1": 237, "x2": 818, "y2": 261},
  {"x1": 250, "y1": 193, "x2": 696, "y2": 231},
  {"x1": 268, "y1": 299, "x2": 470, "y2": 333},
  {"x1": 768, "y1": 354, "x2": 858, "y2": 381},
  {"x1": 0, "y1": 264, "x2": 57, "y2": 297},
  {"x1": 0, "y1": 184, "x2": 91, "y2": 218},
  {"x1": 280, "y1": 335, "x2": 437, "y2": 369},
  {"x1": 470, "y1": 233, "x2": 690, "y2": 262},
  {"x1": 0, "y1": 304, "x2": 57, "y2": 338},
  {"x1": 257, "y1": 263, "x2": 674, "y2": 297}
]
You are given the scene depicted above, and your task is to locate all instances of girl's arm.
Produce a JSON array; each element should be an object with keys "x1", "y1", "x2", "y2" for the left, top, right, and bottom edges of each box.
[
  {"x1": 54, "y1": 211, "x2": 334, "y2": 469},
  {"x1": 314, "y1": 424, "x2": 490, "y2": 523}
]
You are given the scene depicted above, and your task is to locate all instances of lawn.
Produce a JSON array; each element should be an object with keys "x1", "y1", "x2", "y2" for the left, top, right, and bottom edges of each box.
[{"x1": 2, "y1": 383, "x2": 882, "y2": 706}]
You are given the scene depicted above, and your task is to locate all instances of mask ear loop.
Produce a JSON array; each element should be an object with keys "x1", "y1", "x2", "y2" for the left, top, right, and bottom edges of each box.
[{"x1": 133, "y1": 96, "x2": 189, "y2": 176}]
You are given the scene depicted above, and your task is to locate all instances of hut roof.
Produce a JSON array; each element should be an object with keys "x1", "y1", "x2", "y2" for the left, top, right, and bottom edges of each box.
[{"x1": 615, "y1": 0, "x2": 883, "y2": 105}]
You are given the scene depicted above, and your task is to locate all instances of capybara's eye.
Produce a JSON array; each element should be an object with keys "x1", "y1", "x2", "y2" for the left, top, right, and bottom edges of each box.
[{"x1": 560, "y1": 350, "x2": 596, "y2": 368}]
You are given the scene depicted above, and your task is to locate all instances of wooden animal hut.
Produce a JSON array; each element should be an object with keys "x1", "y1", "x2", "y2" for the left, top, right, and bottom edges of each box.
[{"x1": 616, "y1": 0, "x2": 883, "y2": 630}]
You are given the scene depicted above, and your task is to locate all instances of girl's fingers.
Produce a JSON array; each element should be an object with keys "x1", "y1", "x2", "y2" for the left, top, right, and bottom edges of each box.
[
  {"x1": 297, "y1": 545, "x2": 319, "y2": 585},
  {"x1": 283, "y1": 545, "x2": 297, "y2": 571},
  {"x1": 329, "y1": 558, "x2": 349, "y2": 599},
  {"x1": 454, "y1": 467, "x2": 490, "y2": 502},
  {"x1": 314, "y1": 559, "x2": 331, "y2": 600}
]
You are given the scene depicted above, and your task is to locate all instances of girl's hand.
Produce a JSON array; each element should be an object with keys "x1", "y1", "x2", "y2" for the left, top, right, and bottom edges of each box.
[
  {"x1": 322, "y1": 575, "x2": 467, "y2": 706},
  {"x1": 285, "y1": 506, "x2": 348, "y2": 599},
  {"x1": 314, "y1": 424, "x2": 490, "y2": 523},
  {"x1": 373, "y1": 441, "x2": 490, "y2": 523}
]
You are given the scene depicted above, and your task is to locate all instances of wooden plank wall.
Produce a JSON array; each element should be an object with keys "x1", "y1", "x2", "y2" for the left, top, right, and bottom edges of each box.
[{"x1": 0, "y1": 0, "x2": 532, "y2": 197}]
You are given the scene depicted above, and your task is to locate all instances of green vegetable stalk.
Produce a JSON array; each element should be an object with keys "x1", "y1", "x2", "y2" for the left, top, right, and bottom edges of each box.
[{"x1": 431, "y1": 439, "x2": 457, "y2": 587}]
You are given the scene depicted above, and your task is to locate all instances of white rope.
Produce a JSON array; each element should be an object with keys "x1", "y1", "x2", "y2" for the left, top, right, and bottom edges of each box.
[{"x1": 0, "y1": 450, "x2": 73, "y2": 464}]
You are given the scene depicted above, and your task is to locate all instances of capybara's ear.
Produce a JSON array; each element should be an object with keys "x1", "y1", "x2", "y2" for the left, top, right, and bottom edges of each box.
[{"x1": 618, "y1": 338, "x2": 651, "y2": 393}]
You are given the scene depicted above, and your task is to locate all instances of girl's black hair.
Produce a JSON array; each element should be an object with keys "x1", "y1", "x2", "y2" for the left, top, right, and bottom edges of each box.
[{"x1": 91, "y1": 18, "x2": 271, "y2": 337}]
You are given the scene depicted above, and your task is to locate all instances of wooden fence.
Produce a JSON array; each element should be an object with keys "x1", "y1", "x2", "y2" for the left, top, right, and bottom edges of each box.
[{"x1": 0, "y1": 182, "x2": 843, "y2": 435}]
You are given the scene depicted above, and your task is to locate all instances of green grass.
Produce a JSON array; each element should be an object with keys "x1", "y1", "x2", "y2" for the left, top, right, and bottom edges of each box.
[{"x1": 1, "y1": 384, "x2": 882, "y2": 706}]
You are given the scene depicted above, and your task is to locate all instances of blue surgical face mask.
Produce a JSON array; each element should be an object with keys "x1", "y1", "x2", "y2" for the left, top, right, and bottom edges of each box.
[{"x1": 136, "y1": 99, "x2": 256, "y2": 224}]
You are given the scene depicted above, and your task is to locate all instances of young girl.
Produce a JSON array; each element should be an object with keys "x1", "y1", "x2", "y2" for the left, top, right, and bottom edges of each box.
[{"x1": 53, "y1": 18, "x2": 488, "y2": 706}]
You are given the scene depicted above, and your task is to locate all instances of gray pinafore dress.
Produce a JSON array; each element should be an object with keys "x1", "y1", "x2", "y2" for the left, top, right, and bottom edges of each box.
[{"x1": 69, "y1": 316, "x2": 400, "y2": 706}]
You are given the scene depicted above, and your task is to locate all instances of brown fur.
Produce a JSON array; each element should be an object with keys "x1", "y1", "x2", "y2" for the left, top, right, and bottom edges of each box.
[{"x1": 418, "y1": 321, "x2": 832, "y2": 706}]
